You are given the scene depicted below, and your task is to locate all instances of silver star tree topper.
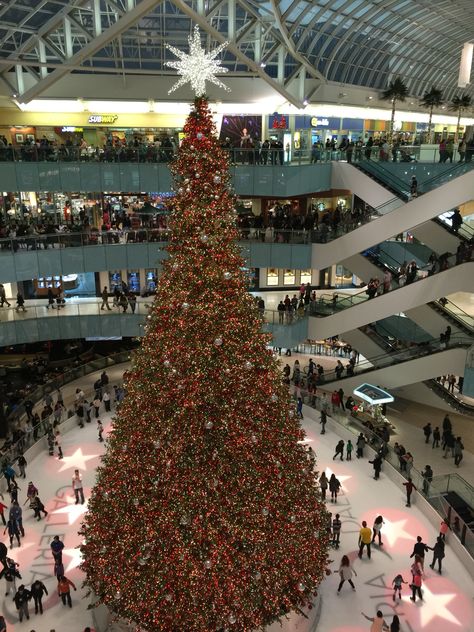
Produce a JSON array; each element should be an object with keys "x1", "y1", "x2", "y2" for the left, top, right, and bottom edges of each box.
[{"x1": 165, "y1": 26, "x2": 230, "y2": 96}]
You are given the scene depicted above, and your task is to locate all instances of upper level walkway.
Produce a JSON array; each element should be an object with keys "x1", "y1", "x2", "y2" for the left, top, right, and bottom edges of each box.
[
  {"x1": 0, "y1": 145, "x2": 472, "y2": 197},
  {"x1": 1, "y1": 163, "x2": 472, "y2": 283}
]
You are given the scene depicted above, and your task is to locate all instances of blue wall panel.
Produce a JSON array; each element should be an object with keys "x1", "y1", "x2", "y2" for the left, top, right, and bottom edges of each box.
[
  {"x1": 79, "y1": 164, "x2": 102, "y2": 191},
  {"x1": 59, "y1": 165, "x2": 81, "y2": 190},
  {"x1": 59, "y1": 247, "x2": 86, "y2": 275},
  {"x1": 119, "y1": 165, "x2": 141, "y2": 191},
  {"x1": 125, "y1": 243, "x2": 149, "y2": 268},
  {"x1": 0, "y1": 163, "x2": 18, "y2": 189},
  {"x1": 37, "y1": 248, "x2": 62, "y2": 276},
  {"x1": 80, "y1": 246, "x2": 107, "y2": 272},
  {"x1": 17, "y1": 164, "x2": 40, "y2": 191},
  {"x1": 13, "y1": 251, "x2": 40, "y2": 280},
  {"x1": 101, "y1": 165, "x2": 122, "y2": 191}
]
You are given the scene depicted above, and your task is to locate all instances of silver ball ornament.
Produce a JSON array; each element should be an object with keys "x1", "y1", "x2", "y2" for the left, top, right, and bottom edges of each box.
[
  {"x1": 290, "y1": 515, "x2": 296, "y2": 523},
  {"x1": 254, "y1": 571, "x2": 261, "y2": 580},
  {"x1": 205, "y1": 420, "x2": 213, "y2": 430},
  {"x1": 214, "y1": 337, "x2": 223, "y2": 346},
  {"x1": 178, "y1": 187, "x2": 184, "y2": 194},
  {"x1": 223, "y1": 271, "x2": 232, "y2": 280},
  {"x1": 190, "y1": 145, "x2": 195, "y2": 151},
  {"x1": 195, "y1": 172, "x2": 200, "y2": 178},
  {"x1": 200, "y1": 234, "x2": 209, "y2": 243},
  {"x1": 245, "y1": 361, "x2": 253, "y2": 370},
  {"x1": 228, "y1": 614, "x2": 237, "y2": 624},
  {"x1": 180, "y1": 515, "x2": 189, "y2": 526},
  {"x1": 164, "y1": 360, "x2": 171, "y2": 367},
  {"x1": 184, "y1": 178, "x2": 190, "y2": 184},
  {"x1": 165, "y1": 593, "x2": 173, "y2": 602},
  {"x1": 182, "y1": 302, "x2": 189, "y2": 310},
  {"x1": 271, "y1": 393, "x2": 278, "y2": 402},
  {"x1": 262, "y1": 507, "x2": 269, "y2": 516},
  {"x1": 204, "y1": 559, "x2": 212, "y2": 569},
  {"x1": 115, "y1": 591, "x2": 122, "y2": 600},
  {"x1": 197, "y1": 132, "x2": 203, "y2": 139},
  {"x1": 213, "y1": 175, "x2": 221, "y2": 184},
  {"x1": 297, "y1": 582, "x2": 306, "y2": 592}
]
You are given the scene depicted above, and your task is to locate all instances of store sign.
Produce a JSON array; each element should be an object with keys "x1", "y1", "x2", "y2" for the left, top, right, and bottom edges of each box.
[
  {"x1": 88, "y1": 114, "x2": 118, "y2": 124},
  {"x1": 61, "y1": 126, "x2": 83, "y2": 132},
  {"x1": 311, "y1": 117, "x2": 329, "y2": 127}
]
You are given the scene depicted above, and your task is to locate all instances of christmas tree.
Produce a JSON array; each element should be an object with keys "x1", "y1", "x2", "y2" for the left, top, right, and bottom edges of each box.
[{"x1": 80, "y1": 30, "x2": 329, "y2": 632}]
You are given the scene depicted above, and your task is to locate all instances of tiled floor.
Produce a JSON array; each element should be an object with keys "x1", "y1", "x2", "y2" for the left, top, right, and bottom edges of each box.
[{"x1": 3, "y1": 364, "x2": 473, "y2": 632}]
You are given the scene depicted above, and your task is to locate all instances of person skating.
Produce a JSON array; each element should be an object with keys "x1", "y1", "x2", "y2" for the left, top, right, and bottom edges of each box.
[
  {"x1": 361, "y1": 610, "x2": 389, "y2": 631},
  {"x1": 358, "y1": 521, "x2": 372, "y2": 559},
  {"x1": 50, "y1": 535, "x2": 64, "y2": 563},
  {"x1": 356, "y1": 433, "x2": 365, "y2": 458},
  {"x1": 0, "y1": 499, "x2": 7, "y2": 526},
  {"x1": 432, "y1": 426, "x2": 440, "y2": 448},
  {"x1": 13, "y1": 584, "x2": 32, "y2": 621},
  {"x1": 371, "y1": 515, "x2": 384, "y2": 546},
  {"x1": 332, "y1": 513, "x2": 342, "y2": 549},
  {"x1": 30, "y1": 496, "x2": 48, "y2": 521},
  {"x1": 346, "y1": 439, "x2": 353, "y2": 460},
  {"x1": 320, "y1": 409, "x2": 327, "y2": 434},
  {"x1": 72, "y1": 470, "x2": 85, "y2": 504},
  {"x1": 410, "y1": 561, "x2": 423, "y2": 602},
  {"x1": 391, "y1": 573, "x2": 407, "y2": 602},
  {"x1": 329, "y1": 473, "x2": 341, "y2": 503},
  {"x1": 0, "y1": 556, "x2": 21, "y2": 596},
  {"x1": 337, "y1": 554, "x2": 357, "y2": 593},
  {"x1": 403, "y1": 477, "x2": 416, "y2": 507},
  {"x1": 439, "y1": 519, "x2": 449, "y2": 540},
  {"x1": 97, "y1": 419, "x2": 104, "y2": 442},
  {"x1": 9, "y1": 501, "x2": 24, "y2": 537},
  {"x1": 30, "y1": 579, "x2": 48, "y2": 614},
  {"x1": 428, "y1": 536, "x2": 445, "y2": 574},
  {"x1": 369, "y1": 454, "x2": 382, "y2": 480},
  {"x1": 423, "y1": 422, "x2": 432, "y2": 444},
  {"x1": 319, "y1": 472, "x2": 328, "y2": 501},
  {"x1": 57, "y1": 575, "x2": 76, "y2": 607},
  {"x1": 390, "y1": 615, "x2": 400, "y2": 632},
  {"x1": 16, "y1": 453, "x2": 27, "y2": 479},
  {"x1": 333, "y1": 439, "x2": 344, "y2": 461},
  {"x1": 410, "y1": 536, "x2": 429, "y2": 570},
  {"x1": 4, "y1": 518, "x2": 21, "y2": 548},
  {"x1": 54, "y1": 430, "x2": 63, "y2": 459}
]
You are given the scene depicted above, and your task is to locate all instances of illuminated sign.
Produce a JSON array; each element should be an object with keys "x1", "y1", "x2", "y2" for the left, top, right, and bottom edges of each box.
[
  {"x1": 88, "y1": 114, "x2": 118, "y2": 124},
  {"x1": 353, "y1": 383, "x2": 394, "y2": 405},
  {"x1": 61, "y1": 126, "x2": 83, "y2": 132},
  {"x1": 311, "y1": 117, "x2": 329, "y2": 127}
]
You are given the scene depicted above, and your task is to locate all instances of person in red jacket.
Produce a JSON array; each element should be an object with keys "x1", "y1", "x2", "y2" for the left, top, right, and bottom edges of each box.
[
  {"x1": 57, "y1": 575, "x2": 76, "y2": 608},
  {"x1": 331, "y1": 390, "x2": 340, "y2": 413}
]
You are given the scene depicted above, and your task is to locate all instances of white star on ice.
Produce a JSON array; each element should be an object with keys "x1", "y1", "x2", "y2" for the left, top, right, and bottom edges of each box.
[
  {"x1": 165, "y1": 26, "x2": 230, "y2": 96},
  {"x1": 63, "y1": 547, "x2": 83, "y2": 573},
  {"x1": 52, "y1": 499, "x2": 88, "y2": 525},
  {"x1": 404, "y1": 581, "x2": 461, "y2": 627},
  {"x1": 381, "y1": 518, "x2": 414, "y2": 548},
  {"x1": 57, "y1": 447, "x2": 97, "y2": 472}
]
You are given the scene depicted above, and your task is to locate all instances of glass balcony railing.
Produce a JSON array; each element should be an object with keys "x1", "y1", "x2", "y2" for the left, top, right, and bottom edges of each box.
[
  {"x1": 0, "y1": 298, "x2": 306, "y2": 329},
  {"x1": 1, "y1": 144, "x2": 472, "y2": 165},
  {"x1": 0, "y1": 197, "x2": 402, "y2": 252},
  {"x1": 310, "y1": 256, "x2": 472, "y2": 317}
]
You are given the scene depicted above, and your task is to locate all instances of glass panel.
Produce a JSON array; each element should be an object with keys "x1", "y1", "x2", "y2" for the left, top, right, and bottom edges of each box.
[{"x1": 300, "y1": 269, "x2": 312, "y2": 284}]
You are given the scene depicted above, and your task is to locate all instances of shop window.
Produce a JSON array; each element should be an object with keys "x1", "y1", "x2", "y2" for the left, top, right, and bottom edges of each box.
[
  {"x1": 127, "y1": 270, "x2": 140, "y2": 293},
  {"x1": 334, "y1": 265, "x2": 353, "y2": 288},
  {"x1": 300, "y1": 270, "x2": 312, "y2": 284},
  {"x1": 146, "y1": 269, "x2": 158, "y2": 293},
  {"x1": 266, "y1": 268, "x2": 279, "y2": 286},
  {"x1": 283, "y1": 269, "x2": 296, "y2": 285},
  {"x1": 109, "y1": 271, "x2": 122, "y2": 291}
]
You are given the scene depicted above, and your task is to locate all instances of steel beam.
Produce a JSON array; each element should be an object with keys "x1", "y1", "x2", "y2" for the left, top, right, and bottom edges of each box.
[{"x1": 17, "y1": 0, "x2": 166, "y2": 102}]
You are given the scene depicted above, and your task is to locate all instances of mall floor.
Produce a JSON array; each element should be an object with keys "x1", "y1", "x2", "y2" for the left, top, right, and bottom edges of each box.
[{"x1": 3, "y1": 361, "x2": 473, "y2": 632}]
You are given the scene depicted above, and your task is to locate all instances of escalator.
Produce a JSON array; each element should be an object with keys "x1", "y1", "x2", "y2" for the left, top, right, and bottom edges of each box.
[
  {"x1": 308, "y1": 259, "x2": 474, "y2": 339},
  {"x1": 342, "y1": 326, "x2": 474, "y2": 415},
  {"x1": 309, "y1": 334, "x2": 470, "y2": 391},
  {"x1": 406, "y1": 297, "x2": 473, "y2": 338},
  {"x1": 327, "y1": 161, "x2": 474, "y2": 267}
]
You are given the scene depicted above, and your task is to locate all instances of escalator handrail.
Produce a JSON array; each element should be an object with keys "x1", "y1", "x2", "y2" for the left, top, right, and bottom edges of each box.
[
  {"x1": 433, "y1": 215, "x2": 474, "y2": 241},
  {"x1": 431, "y1": 299, "x2": 474, "y2": 333},
  {"x1": 312, "y1": 256, "x2": 471, "y2": 315},
  {"x1": 298, "y1": 335, "x2": 471, "y2": 385},
  {"x1": 424, "y1": 379, "x2": 474, "y2": 416}
]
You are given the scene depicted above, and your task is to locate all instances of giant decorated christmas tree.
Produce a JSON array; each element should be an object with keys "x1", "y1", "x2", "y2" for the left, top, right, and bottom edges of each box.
[{"x1": 80, "y1": 27, "x2": 329, "y2": 632}]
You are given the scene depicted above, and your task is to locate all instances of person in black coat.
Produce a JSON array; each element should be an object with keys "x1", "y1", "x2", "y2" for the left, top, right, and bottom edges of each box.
[
  {"x1": 13, "y1": 584, "x2": 32, "y2": 622},
  {"x1": 369, "y1": 454, "x2": 382, "y2": 479},
  {"x1": 30, "y1": 579, "x2": 48, "y2": 614},
  {"x1": 429, "y1": 536, "x2": 445, "y2": 573},
  {"x1": 410, "y1": 536, "x2": 429, "y2": 569}
]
